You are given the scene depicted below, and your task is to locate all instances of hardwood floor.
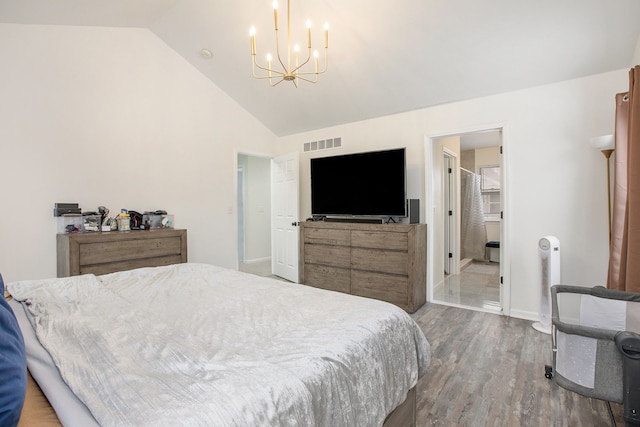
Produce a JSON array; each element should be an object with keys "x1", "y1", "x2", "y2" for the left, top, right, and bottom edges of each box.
[{"x1": 410, "y1": 303, "x2": 623, "y2": 426}]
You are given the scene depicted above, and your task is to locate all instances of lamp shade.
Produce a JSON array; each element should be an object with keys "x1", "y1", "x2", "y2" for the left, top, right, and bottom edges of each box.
[{"x1": 590, "y1": 134, "x2": 615, "y2": 151}]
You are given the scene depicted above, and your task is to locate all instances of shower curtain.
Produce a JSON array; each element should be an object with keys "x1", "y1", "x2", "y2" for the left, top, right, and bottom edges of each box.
[{"x1": 460, "y1": 172, "x2": 487, "y2": 261}]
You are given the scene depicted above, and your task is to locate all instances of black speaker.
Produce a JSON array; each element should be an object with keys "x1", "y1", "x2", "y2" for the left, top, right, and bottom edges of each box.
[{"x1": 407, "y1": 199, "x2": 419, "y2": 224}]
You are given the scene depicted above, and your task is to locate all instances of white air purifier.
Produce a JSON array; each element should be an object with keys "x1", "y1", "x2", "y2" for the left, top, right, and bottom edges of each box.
[{"x1": 532, "y1": 236, "x2": 560, "y2": 334}]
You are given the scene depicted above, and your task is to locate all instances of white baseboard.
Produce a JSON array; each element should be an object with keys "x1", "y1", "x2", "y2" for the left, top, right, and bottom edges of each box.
[{"x1": 509, "y1": 309, "x2": 539, "y2": 322}]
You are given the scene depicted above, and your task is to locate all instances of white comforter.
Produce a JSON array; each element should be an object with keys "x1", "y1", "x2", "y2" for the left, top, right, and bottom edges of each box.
[{"x1": 9, "y1": 263, "x2": 430, "y2": 427}]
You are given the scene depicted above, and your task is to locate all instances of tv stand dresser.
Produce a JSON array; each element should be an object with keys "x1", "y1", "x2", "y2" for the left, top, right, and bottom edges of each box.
[{"x1": 299, "y1": 221, "x2": 426, "y2": 313}]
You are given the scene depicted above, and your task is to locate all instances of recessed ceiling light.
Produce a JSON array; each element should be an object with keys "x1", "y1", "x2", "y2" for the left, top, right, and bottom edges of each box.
[{"x1": 200, "y1": 48, "x2": 213, "y2": 59}]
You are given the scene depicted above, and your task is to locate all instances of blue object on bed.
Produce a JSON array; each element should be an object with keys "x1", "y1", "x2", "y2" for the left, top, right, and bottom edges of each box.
[{"x1": 0, "y1": 273, "x2": 27, "y2": 427}]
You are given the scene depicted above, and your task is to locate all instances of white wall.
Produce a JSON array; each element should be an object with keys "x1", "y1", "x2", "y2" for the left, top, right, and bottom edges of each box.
[
  {"x1": 0, "y1": 24, "x2": 277, "y2": 282},
  {"x1": 474, "y1": 146, "x2": 500, "y2": 172},
  {"x1": 277, "y1": 69, "x2": 627, "y2": 319}
]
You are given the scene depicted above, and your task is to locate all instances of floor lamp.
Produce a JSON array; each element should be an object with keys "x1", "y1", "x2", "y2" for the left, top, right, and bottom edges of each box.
[{"x1": 590, "y1": 134, "x2": 615, "y2": 241}]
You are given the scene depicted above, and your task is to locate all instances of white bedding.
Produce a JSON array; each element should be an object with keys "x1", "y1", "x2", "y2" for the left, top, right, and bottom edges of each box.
[
  {"x1": 8, "y1": 263, "x2": 430, "y2": 427},
  {"x1": 9, "y1": 298, "x2": 100, "y2": 426}
]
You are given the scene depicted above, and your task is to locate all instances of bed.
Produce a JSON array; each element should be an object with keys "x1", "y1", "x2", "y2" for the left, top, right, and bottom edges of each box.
[{"x1": 6, "y1": 262, "x2": 430, "y2": 426}]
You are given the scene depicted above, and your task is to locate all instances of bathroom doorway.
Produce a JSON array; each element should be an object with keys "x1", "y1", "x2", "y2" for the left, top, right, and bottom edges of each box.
[{"x1": 427, "y1": 128, "x2": 505, "y2": 314}]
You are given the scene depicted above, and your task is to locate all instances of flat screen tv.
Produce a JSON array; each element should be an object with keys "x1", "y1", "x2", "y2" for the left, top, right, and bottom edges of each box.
[{"x1": 310, "y1": 148, "x2": 407, "y2": 217}]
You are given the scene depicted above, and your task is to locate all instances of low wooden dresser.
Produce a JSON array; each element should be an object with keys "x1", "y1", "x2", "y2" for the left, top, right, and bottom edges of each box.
[
  {"x1": 56, "y1": 228, "x2": 187, "y2": 277},
  {"x1": 299, "y1": 221, "x2": 426, "y2": 313}
]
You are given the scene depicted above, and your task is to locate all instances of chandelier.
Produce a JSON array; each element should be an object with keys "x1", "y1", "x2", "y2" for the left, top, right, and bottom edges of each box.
[{"x1": 250, "y1": 0, "x2": 328, "y2": 87}]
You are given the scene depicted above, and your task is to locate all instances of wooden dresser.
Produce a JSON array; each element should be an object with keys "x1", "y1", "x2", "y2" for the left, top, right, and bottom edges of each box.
[
  {"x1": 56, "y1": 229, "x2": 188, "y2": 277},
  {"x1": 299, "y1": 221, "x2": 426, "y2": 312}
]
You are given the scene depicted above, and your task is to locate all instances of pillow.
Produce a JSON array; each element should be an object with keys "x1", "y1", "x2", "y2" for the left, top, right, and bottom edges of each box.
[{"x1": 0, "y1": 273, "x2": 27, "y2": 427}]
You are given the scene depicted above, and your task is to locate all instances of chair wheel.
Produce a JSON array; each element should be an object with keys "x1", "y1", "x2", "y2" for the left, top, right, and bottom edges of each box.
[{"x1": 544, "y1": 364, "x2": 553, "y2": 379}]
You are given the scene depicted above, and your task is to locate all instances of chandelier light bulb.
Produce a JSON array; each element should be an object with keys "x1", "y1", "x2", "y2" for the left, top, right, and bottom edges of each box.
[
  {"x1": 324, "y1": 22, "x2": 329, "y2": 48},
  {"x1": 250, "y1": 26, "x2": 257, "y2": 55},
  {"x1": 273, "y1": 1, "x2": 279, "y2": 30},
  {"x1": 313, "y1": 49, "x2": 319, "y2": 73}
]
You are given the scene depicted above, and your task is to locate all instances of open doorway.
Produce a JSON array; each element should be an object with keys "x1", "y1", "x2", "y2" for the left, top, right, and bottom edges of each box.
[
  {"x1": 236, "y1": 152, "x2": 300, "y2": 283},
  {"x1": 237, "y1": 153, "x2": 272, "y2": 276},
  {"x1": 427, "y1": 128, "x2": 506, "y2": 314}
]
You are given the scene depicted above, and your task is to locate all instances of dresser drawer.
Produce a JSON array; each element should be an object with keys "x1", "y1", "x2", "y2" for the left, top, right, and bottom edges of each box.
[
  {"x1": 304, "y1": 227, "x2": 350, "y2": 246},
  {"x1": 351, "y1": 248, "x2": 408, "y2": 275},
  {"x1": 304, "y1": 244, "x2": 350, "y2": 268},
  {"x1": 351, "y1": 270, "x2": 408, "y2": 308},
  {"x1": 304, "y1": 264, "x2": 350, "y2": 293},
  {"x1": 351, "y1": 231, "x2": 408, "y2": 251},
  {"x1": 79, "y1": 237, "x2": 183, "y2": 265}
]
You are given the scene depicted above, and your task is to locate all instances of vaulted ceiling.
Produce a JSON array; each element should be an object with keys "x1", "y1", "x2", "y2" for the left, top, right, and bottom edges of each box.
[{"x1": 2, "y1": 0, "x2": 640, "y2": 136}]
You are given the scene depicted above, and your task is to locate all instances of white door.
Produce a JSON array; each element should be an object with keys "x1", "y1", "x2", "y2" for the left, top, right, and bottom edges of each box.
[{"x1": 271, "y1": 152, "x2": 300, "y2": 283}]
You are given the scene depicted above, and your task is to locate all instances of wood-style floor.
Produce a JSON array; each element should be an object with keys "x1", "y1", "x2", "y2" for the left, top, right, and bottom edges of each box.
[{"x1": 410, "y1": 303, "x2": 623, "y2": 426}]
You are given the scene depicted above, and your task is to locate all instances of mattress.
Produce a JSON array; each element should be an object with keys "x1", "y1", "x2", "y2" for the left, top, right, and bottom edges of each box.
[{"x1": 8, "y1": 263, "x2": 430, "y2": 426}]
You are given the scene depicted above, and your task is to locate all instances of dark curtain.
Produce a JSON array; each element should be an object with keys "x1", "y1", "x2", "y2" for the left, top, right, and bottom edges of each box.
[{"x1": 608, "y1": 66, "x2": 640, "y2": 292}]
